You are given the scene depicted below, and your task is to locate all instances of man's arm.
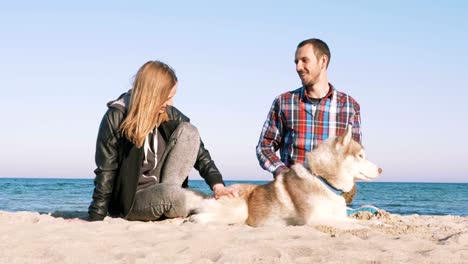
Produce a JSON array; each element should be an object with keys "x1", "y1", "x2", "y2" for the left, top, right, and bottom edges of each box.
[
  {"x1": 350, "y1": 99, "x2": 362, "y2": 144},
  {"x1": 341, "y1": 98, "x2": 362, "y2": 205},
  {"x1": 256, "y1": 97, "x2": 288, "y2": 177}
]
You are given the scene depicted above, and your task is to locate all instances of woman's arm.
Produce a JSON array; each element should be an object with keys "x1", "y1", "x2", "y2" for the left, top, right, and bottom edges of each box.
[{"x1": 88, "y1": 108, "x2": 124, "y2": 221}]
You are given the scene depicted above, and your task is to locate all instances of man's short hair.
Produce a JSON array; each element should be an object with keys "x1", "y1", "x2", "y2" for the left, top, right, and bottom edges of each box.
[{"x1": 297, "y1": 38, "x2": 331, "y2": 68}]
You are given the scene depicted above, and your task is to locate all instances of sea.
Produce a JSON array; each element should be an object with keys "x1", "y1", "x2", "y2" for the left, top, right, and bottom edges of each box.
[{"x1": 1, "y1": 178, "x2": 467, "y2": 216}]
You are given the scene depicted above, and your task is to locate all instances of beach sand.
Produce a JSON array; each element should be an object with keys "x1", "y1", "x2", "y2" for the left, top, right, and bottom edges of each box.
[{"x1": 1, "y1": 210, "x2": 467, "y2": 264}]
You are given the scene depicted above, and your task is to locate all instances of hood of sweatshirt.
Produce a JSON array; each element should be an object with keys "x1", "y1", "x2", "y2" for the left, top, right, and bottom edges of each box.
[{"x1": 107, "y1": 89, "x2": 132, "y2": 113}]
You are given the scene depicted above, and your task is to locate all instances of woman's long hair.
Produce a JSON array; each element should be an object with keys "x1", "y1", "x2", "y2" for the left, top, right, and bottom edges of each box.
[{"x1": 120, "y1": 61, "x2": 177, "y2": 148}]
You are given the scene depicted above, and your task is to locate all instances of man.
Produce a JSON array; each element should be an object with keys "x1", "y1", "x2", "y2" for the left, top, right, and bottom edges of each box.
[{"x1": 256, "y1": 38, "x2": 362, "y2": 204}]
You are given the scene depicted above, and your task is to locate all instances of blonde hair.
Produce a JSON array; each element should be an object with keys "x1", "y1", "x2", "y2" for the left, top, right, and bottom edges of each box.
[{"x1": 120, "y1": 61, "x2": 178, "y2": 148}]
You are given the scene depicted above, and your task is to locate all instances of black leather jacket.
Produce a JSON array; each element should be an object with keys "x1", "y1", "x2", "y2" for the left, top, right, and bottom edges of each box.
[{"x1": 88, "y1": 105, "x2": 224, "y2": 221}]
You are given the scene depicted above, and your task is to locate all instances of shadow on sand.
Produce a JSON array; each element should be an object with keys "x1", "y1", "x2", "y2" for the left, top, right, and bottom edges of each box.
[{"x1": 43, "y1": 211, "x2": 89, "y2": 220}]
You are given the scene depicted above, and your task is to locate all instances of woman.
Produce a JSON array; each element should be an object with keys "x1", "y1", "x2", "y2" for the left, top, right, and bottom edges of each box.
[{"x1": 88, "y1": 60, "x2": 237, "y2": 221}]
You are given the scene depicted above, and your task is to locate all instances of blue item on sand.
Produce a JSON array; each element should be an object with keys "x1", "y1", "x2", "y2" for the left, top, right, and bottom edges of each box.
[{"x1": 347, "y1": 205, "x2": 380, "y2": 216}]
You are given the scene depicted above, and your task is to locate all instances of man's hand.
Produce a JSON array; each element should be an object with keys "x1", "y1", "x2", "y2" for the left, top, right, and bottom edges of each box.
[
  {"x1": 212, "y1": 183, "x2": 239, "y2": 199},
  {"x1": 274, "y1": 166, "x2": 290, "y2": 177}
]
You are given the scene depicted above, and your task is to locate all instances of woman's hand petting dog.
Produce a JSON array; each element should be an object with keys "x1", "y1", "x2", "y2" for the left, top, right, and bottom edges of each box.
[{"x1": 212, "y1": 184, "x2": 239, "y2": 199}]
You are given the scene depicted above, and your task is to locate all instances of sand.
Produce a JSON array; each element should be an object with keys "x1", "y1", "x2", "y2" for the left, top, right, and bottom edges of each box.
[{"x1": 0, "y1": 210, "x2": 467, "y2": 264}]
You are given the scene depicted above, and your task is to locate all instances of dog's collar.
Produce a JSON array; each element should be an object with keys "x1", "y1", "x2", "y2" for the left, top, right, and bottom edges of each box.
[{"x1": 317, "y1": 176, "x2": 342, "y2": 194}]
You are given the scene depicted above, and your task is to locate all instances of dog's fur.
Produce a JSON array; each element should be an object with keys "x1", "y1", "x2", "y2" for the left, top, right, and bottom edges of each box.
[{"x1": 187, "y1": 125, "x2": 382, "y2": 226}]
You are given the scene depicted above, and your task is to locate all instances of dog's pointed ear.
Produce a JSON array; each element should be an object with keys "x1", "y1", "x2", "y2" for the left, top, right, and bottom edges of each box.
[
  {"x1": 305, "y1": 152, "x2": 313, "y2": 167},
  {"x1": 344, "y1": 124, "x2": 353, "y2": 145},
  {"x1": 338, "y1": 124, "x2": 353, "y2": 147},
  {"x1": 305, "y1": 152, "x2": 312, "y2": 164},
  {"x1": 305, "y1": 152, "x2": 319, "y2": 175}
]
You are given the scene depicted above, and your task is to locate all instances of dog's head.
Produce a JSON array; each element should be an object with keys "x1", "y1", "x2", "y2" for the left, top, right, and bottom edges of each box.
[{"x1": 306, "y1": 125, "x2": 382, "y2": 192}]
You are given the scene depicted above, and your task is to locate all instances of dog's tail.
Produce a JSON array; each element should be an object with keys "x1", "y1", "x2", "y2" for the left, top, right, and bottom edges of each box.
[
  {"x1": 190, "y1": 197, "x2": 248, "y2": 225},
  {"x1": 184, "y1": 189, "x2": 209, "y2": 216}
]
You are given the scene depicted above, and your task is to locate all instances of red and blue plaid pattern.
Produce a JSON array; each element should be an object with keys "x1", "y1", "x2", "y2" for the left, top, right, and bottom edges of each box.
[{"x1": 256, "y1": 84, "x2": 362, "y2": 176}]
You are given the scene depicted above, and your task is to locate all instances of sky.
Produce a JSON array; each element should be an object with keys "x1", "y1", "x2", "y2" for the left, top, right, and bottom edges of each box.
[{"x1": 0, "y1": 1, "x2": 467, "y2": 183}]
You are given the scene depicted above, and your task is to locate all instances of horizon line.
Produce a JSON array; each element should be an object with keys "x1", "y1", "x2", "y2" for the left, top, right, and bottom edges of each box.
[{"x1": 0, "y1": 176, "x2": 467, "y2": 184}]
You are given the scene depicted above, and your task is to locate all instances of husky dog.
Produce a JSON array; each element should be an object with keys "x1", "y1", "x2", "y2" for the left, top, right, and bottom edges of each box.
[{"x1": 188, "y1": 125, "x2": 382, "y2": 227}]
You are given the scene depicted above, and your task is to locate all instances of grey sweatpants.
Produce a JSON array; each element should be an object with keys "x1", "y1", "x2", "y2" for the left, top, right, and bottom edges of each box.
[{"x1": 126, "y1": 122, "x2": 200, "y2": 221}]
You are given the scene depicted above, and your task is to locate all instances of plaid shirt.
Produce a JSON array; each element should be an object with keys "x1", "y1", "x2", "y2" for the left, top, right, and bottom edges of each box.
[{"x1": 256, "y1": 84, "x2": 362, "y2": 176}]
